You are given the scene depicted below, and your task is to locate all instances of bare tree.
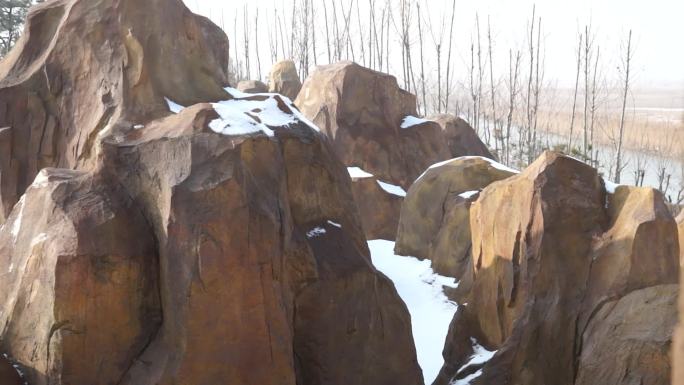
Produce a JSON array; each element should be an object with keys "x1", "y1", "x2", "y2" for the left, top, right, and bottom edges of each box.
[
  {"x1": 614, "y1": 29, "x2": 633, "y2": 184},
  {"x1": 568, "y1": 32, "x2": 583, "y2": 152}
]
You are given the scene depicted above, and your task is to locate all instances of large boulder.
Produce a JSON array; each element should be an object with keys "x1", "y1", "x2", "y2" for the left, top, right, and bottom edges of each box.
[
  {"x1": 0, "y1": 2, "x2": 423, "y2": 385},
  {"x1": 429, "y1": 114, "x2": 493, "y2": 159},
  {"x1": 575, "y1": 284, "x2": 677, "y2": 385},
  {"x1": 268, "y1": 60, "x2": 302, "y2": 100},
  {"x1": 434, "y1": 152, "x2": 679, "y2": 385},
  {"x1": 1, "y1": 90, "x2": 423, "y2": 385},
  {"x1": 0, "y1": 169, "x2": 161, "y2": 385},
  {"x1": 674, "y1": 211, "x2": 684, "y2": 385},
  {"x1": 394, "y1": 157, "x2": 516, "y2": 279},
  {"x1": 347, "y1": 166, "x2": 405, "y2": 240},
  {"x1": 295, "y1": 61, "x2": 450, "y2": 190},
  {"x1": 237, "y1": 79, "x2": 268, "y2": 94},
  {"x1": 0, "y1": 0, "x2": 230, "y2": 224}
]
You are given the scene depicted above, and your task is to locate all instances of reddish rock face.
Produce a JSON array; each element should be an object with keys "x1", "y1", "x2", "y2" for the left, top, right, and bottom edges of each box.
[
  {"x1": 0, "y1": 168, "x2": 161, "y2": 385},
  {"x1": 269, "y1": 60, "x2": 302, "y2": 100},
  {"x1": 0, "y1": 0, "x2": 230, "y2": 224},
  {"x1": 674, "y1": 212, "x2": 684, "y2": 385},
  {"x1": 429, "y1": 114, "x2": 493, "y2": 159},
  {"x1": 0, "y1": 2, "x2": 423, "y2": 385},
  {"x1": 434, "y1": 152, "x2": 679, "y2": 385},
  {"x1": 295, "y1": 61, "x2": 451, "y2": 190},
  {"x1": 348, "y1": 168, "x2": 405, "y2": 240}
]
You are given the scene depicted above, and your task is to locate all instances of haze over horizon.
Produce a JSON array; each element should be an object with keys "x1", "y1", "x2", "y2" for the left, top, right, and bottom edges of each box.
[{"x1": 185, "y1": 0, "x2": 684, "y2": 94}]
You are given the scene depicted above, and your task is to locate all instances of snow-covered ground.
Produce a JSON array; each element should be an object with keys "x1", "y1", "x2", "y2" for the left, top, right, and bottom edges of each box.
[{"x1": 369, "y1": 240, "x2": 458, "y2": 385}]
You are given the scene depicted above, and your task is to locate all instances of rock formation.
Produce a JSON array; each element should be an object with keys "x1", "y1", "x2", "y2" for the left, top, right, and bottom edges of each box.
[
  {"x1": 237, "y1": 79, "x2": 268, "y2": 94},
  {"x1": 434, "y1": 152, "x2": 679, "y2": 385},
  {"x1": 348, "y1": 167, "x2": 406, "y2": 240},
  {"x1": 394, "y1": 157, "x2": 515, "y2": 279},
  {"x1": 429, "y1": 115, "x2": 493, "y2": 159},
  {"x1": 0, "y1": 0, "x2": 231, "y2": 225},
  {"x1": 268, "y1": 60, "x2": 302, "y2": 100},
  {"x1": 0, "y1": 2, "x2": 423, "y2": 385},
  {"x1": 295, "y1": 61, "x2": 451, "y2": 190},
  {"x1": 674, "y1": 211, "x2": 684, "y2": 385}
]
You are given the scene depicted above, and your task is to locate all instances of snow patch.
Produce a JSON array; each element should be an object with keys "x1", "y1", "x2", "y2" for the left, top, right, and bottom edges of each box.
[
  {"x1": 209, "y1": 92, "x2": 320, "y2": 137},
  {"x1": 133, "y1": 124, "x2": 144, "y2": 129},
  {"x1": 603, "y1": 179, "x2": 621, "y2": 194},
  {"x1": 165, "y1": 97, "x2": 185, "y2": 113},
  {"x1": 347, "y1": 167, "x2": 374, "y2": 179},
  {"x1": 401, "y1": 115, "x2": 431, "y2": 129},
  {"x1": 452, "y1": 369, "x2": 484, "y2": 385},
  {"x1": 416, "y1": 156, "x2": 519, "y2": 183},
  {"x1": 10, "y1": 196, "x2": 26, "y2": 242},
  {"x1": 456, "y1": 338, "x2": 497, "y2": 375},
  {"x1": 306, "y1": 227, "x2": 326, "y2": 238},
  {"x1": 30, "y1": 170, "x2": 50, "y2": 189},
  {"x1": 327, "y1": 220, "x2": 342, "y2": 228},
  {"x1": 458, "y1": 190, "x2": 479, "y2": 200},
  {"x1": 377, "y1": 180, "x2": 407, "y2": 197},
  {"x1": 30, "y1": 233, "x2": 48, "y2": 247},
  {"x1": 369, "y1": 240, "x2": 458, "y2": 385}
]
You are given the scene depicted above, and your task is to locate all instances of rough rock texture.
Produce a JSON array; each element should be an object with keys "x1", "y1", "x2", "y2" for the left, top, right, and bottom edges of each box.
[
  {"x1": 394, "y1": 157, "x2": 515, "y2": 279},
  {"x1": 349, "y1": 169, "x2": 404, "y2": 240},
  {"x1": 434, "y1": 152, "x2": 679, "y2": 385},
  {"x1": 674, "y1": 211, "x2": 684, "y2": 385},
  {"x1": 575, "y1": 284, "x2": 677, "y2": 385},
  {"x1": 268, "y1": 60, "x2": 302, "y2": 100},
  {"x1": 1, "y1": 98, "x2": 423, "y2": 385},
  {"x1": 237, "y1": 79, "x2": 268, "y2": 94},
  {"x1": 0, "y1": 169, "x2": 161, "y2": 385},
  {"x1": 429, "y1": 114, "x2": 493, "y2": 159},
  {"x1": 0, "y1": 2, "x2": 423, "y2": 385},
  {"x1": 0, "y1": 0, "x2": 230, "y2": 224},
  {"x1": 295, "y1": 61, "x2": 450, "y2": 189},
  {"x1": 0, "y1": 357, "x2": 22, "y2": 385}
]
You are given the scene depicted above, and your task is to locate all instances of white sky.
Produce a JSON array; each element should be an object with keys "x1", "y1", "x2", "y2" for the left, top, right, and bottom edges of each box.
[{"x1": 184, "y1": 0, "x2": 684, "y2": 90}]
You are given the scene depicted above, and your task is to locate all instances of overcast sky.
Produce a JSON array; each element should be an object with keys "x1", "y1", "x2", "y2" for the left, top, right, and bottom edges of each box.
[{"x1": 184, "y1": 0, "x2": 684, "y2": 90}]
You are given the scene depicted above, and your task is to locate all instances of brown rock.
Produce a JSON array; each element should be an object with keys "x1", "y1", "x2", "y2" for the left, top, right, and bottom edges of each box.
[
  {"x1": 434, "y1": 152, "x2": 680, "y2": 385},
  {"x1": 674, "y1": 211, "x2": 684, "y2": 385},
  {"x1": 348, "y1": 167, "x2": 405, "y2": 240},
  {"x1": 268, "y1": 60, "x2": 302, "y2": 100},
  {"x1": 0, "y1": 356, "x2": 22, "y2": 385},
  {"x1": 97, "y1": 100, "x2": 421, "y2": 385},
  {"x1": 580, "y1": 185, "x2": 679, "y2": 334},
  {"x1": 0, "y1": 0, "x2": 230, "y2": 224},
  {"x1": 429, "y1": 114, "x2": 493, "y2": 159},
  {"x1": 295, "y1": 61, "x2": 451, "y2": 189},
  {"x1": 575, "y1": 284, "x2": 677, "y2": 385},
  {"x1": 237, "y1": 79, "x2": 268, "y2": 93},
  {"x1": 0, "y1": 168, "x2": 161, "y2": 385},
  {"x1": 394, "y1": 157, "x2": 515, "y2": 279}
]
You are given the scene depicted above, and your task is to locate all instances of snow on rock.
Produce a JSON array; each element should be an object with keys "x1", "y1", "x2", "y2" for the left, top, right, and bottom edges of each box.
[
  {"x1": 452, "y1": 369, "x2": 484, "y2": 385},
  {"x1": 416, "y1": 155, "x2": 519, "y2": 183},
  {"x1": 377, "y1": 180, "x2": 407, "y2": 197},
  {"x1": 10, "y1": 196, "x2": 26, "y2": 242},
  {"x1": 306, "y1": 227, "x2": 326, "y2": 238},
  {"x1": 30, "y1": 170, "x2": 50, "y2": 189},
  {"x1": 458, "y1": 190, "x2": 480, "y2": 200},
  {"x1": 166, "y1": 87, "x2": 321, "y2": 137},
  {"x1": 165, "y1": 97, "x2": 185, "y2": 113},
  {"x1": 347, "y1": 167, "x2": 374, "y2": 179},
  {"x1": 400, "y1": 115, "x2": 431, "y2": 129},
  {"x1": 456, "y1": 338, "x2": 497, "y2": 377},
  {"x1": 369, "y1": 240, "x2": 458, "y2": 385},
  {"x1": 327, "y1": 220, "x2": 342, "y2": 228},
  {"x1": 603, "y1": 179, "x2": 622, "y2": 194}
]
